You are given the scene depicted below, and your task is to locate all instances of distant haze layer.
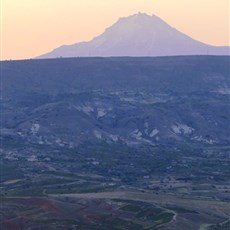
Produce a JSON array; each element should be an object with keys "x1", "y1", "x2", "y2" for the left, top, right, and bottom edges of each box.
[{"x1": 1, "y1": 0, "x2": 229, "y2": 60}]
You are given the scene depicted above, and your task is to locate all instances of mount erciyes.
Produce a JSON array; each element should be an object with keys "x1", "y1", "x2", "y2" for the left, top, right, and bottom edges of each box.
[{"x1": 38, "y1": 13, "x2": 229, "y2": 58}]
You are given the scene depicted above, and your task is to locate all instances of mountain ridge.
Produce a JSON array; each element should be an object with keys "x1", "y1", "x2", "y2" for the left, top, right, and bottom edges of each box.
[{"x1": 2, "y1": 56, "x2": 230, "y2": 147}]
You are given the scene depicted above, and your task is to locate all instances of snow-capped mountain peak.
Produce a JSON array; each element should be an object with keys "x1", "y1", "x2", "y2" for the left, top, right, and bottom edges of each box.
[{"x1": 38, "y1": 13, "x2": 229, "y2": 58}]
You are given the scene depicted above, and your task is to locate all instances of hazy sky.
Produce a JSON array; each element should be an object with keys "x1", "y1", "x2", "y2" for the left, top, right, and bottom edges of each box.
[{"x1": 1, "y1": 0, "x2": 229, "y2": 60}]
